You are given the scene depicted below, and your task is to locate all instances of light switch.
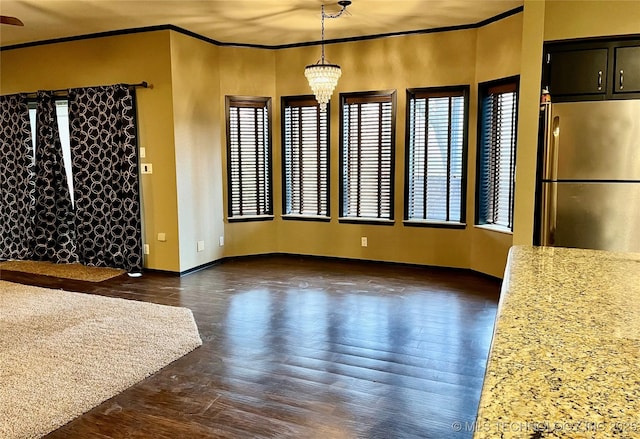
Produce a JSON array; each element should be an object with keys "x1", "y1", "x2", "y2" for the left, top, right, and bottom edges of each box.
[
  {"x1": 157, "y1": 233, "x2": 166, "y2": 242},
  {"x1": 141, "y1": 163, "x2": 153, "y2": 174}
]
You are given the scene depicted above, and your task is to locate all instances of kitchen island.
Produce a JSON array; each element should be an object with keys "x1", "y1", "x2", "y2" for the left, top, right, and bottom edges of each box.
[{"x1": 474, "y1": 246, "x2": 640, "y2": 438}]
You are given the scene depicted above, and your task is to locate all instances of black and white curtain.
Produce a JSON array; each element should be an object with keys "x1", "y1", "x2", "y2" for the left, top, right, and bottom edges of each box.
[
  {"x1": 1, "y1": 85, "x2": 143, "y2": 271},
  {"x1": 0, "y1": 94, "x2": 35, "y2": 260},
  {"x1": 33, "y1": 91, "x2": 78, "y2": 263},
  {"x1": 69, "y1": 85, "x2": 142, "y2": 272}
]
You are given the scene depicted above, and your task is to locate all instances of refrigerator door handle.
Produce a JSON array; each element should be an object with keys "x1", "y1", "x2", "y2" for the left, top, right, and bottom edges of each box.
[
  {"x1": 541, "y1": 112, "x2": 560, "y2": 246},
  {"x1": 541, "y1": 182, "x2": 558, "y2": 246},
  {"x1": 550, "y1": 116, "x2": 560, "y2": 181},
  {"x1": 541, "y1": 102, "x2": 554, "y2": 180}
]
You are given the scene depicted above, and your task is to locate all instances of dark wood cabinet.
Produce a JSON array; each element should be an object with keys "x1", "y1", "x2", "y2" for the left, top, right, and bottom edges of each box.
[
  {"x1": 548, "y1": 48, "x2": 608, "y2": 97},
  {"x1": 544, "y1": 37, "x2": 640, "y2": 101},
  {"x1": 614, "y1": 46, "x2": 640, "y2": 94}
]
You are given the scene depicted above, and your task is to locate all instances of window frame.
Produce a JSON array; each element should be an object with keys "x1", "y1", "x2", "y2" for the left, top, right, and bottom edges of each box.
[
  {"x1": 403, "y1": 85, "x2": 469, "y2": 229},
  {"x1": 225, "y1": 95, "x2": 274, "y2": 222},
  {"x1": 338, "y1": 90, "x2": 397, "y2": 225},
  {"x1": 475, "y1": 76, "x2": 520, "y2": 232},
  {"x1": 280, "y1": 95, "x2": 331, "y2": 222}
]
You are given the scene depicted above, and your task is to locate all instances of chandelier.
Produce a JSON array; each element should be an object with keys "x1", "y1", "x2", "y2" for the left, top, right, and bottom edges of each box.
[{"x1": 304, "y1": 1, "x2": 351, "y2": 112}]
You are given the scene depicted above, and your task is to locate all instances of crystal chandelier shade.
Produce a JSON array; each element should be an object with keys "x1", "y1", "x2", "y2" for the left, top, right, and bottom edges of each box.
[
  {"x1": 305, "y1": 2, "x2": 350, "y2": 112},
  {"x1": 304, "y1": 63, "x2": 341, "y2": 112}
]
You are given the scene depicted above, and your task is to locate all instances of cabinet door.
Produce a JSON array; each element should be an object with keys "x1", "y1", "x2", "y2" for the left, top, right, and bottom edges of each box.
[
  {"x1": 614, "y1": 46, "x2": 640, "y2": 94},
  {"x1": 548, "y1": 48, "x2": 608, "y2": 97}
]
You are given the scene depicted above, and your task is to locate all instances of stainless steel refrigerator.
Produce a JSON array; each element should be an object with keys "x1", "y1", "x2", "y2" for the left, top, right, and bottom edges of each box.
[{"x1": 538, "y1": 99, "x2": 640, "y2": 253}]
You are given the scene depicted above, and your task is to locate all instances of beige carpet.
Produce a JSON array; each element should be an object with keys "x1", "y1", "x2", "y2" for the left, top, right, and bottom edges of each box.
[
  {"x1": 0, "y1": 281, "x2": 202, "y2": 439},
  {"x1": 0, "y1": 260, "x2": 126, "y2": 282}
]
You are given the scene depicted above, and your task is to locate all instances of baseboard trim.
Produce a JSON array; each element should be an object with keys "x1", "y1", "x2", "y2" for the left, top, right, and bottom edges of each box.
[
  {"x1": 149, "y1": 252, "x2": 502, "y2": 282},
  {"x1": 143, "y1": 260, "x2": 225, "y2": 277}
]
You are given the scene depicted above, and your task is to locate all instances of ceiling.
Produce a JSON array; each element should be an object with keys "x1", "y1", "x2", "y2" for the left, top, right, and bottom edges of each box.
[{"x1": 0, "y1": 0, "x2": 523, "y2": 49}]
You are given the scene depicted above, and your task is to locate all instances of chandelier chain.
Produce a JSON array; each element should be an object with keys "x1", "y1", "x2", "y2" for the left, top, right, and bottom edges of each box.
[
  {"x1": 321, "y1": 5, "x2": 326, "y2": 63},
  {"x1": 305, "y1": 1, "x2": 350, "y2": 112},
  {"x1": 320, "y1": 2, "x2": 350, "y2": 63}
]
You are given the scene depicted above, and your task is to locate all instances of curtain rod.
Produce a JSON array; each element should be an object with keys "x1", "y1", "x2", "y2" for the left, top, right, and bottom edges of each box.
[{"x1": 23, "y1": 81, "x2": 152, "y2": 98}]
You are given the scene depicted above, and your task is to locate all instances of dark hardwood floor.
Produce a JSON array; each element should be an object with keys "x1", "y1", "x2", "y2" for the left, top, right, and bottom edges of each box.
[{"x1": 1, "y1": 255, "x2": 501, "y2": 439}]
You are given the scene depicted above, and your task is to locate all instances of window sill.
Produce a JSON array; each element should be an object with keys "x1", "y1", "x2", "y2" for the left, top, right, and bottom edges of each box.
[
  {"x1": 282, "y1": 214, "x2": 331, "y2": 223},
  {"x1": 228, "y1": 215, "x2": 275, "y2": 223},
  {"x1": 338, "y1": 217, "x2": 395, "y2": 226},
  {"x1": 403, "y1": 220, "x2": 466, "y2": 230},
  {"x1": 474, "y1": 224, "x2": 513, "y2": 235}
]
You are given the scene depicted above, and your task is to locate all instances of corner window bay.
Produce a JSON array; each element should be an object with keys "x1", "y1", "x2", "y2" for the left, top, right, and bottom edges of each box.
[
  {"x1": 225, "y1": 96, "x2": 273, "y2": 221},
  {"x1": 339, "y1": 90, "x2": 396, "y2": 224}
]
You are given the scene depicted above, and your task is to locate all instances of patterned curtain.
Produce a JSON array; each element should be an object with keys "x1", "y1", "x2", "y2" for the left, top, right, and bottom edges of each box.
[
  {"x1": 0, "y1": 94, "x2": 35, "y2": 260},
  {"x1": 33, "y1": 91, "x2": 78, "y2": 263},
  {"x1": 69, "y1": 85, "x2": 142, "y2": 271}
]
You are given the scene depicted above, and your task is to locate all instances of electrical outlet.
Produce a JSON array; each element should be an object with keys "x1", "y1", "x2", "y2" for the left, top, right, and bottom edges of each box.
[
  {"x1": 157, "y1": 232, "x2": 166, "y2": 242},
  {"x1": 140, "y1": 147, "x2": 146, "y2": 158},
  {"x1": 219, "y1": 236, "x2": 224, "y2": 246},
  {"x1": 144, "y1": 244, "x2": 150, "y2": 255},
  {"x1": 197, "y1": 240, "x2": 205, "y2": 252},
  {"x1": 361, "y1": 237, "x2": 368, "y2": 247},
  {"x1": 141, "y1": 163, "x2": 153, "y2": 174}
]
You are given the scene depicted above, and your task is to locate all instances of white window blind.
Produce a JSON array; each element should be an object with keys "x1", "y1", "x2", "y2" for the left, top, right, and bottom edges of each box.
[
  {"x1": 340, "y1": 92, "x2": 395, "y2": 220},
  {"x1": 226, "y1": 97, "x2": 272, "y2": 219},
  {"x1": 477, "y1": 81, "x2": 518, "y2": 230},
  {"x1": 282, "y1": 96, "x2": 329, "y2": 217},
  {"x1": 406, "y1": 88, "x2": 467, "y2": 223}
]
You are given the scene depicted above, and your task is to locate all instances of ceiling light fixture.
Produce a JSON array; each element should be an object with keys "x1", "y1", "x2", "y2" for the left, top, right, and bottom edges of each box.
[{"x1": 304, "y1": 1, "x2": 351, "y2": 112}]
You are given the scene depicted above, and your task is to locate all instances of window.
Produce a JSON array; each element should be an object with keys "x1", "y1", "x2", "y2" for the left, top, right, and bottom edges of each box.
[
  {"x1": 405, "y1": 86, "x2": 468, "y2": 226},
  {"x1": 28, "y1": 99, "x2": 74, "y2": 204},
  {"x1": 340, "y1": 90, "x2": 396, "y2": 222},
  {"x1": 225, "y1": 96, "x2": 273, "y2": 221},
  {"x1": 476, "y1": 77, "x2": 519, "y2": 231},
  {"x1": 281, "y1": 96, "x2": 329, "y2": 219}
]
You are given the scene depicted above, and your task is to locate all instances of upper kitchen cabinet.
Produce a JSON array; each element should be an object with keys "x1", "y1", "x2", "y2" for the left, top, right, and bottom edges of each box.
[
  {"x1": 614, "y1": 45, "x2": 640, "y2": 95},
  {"x1": 544, "y1": 36, "x2": 640, "y2": 102},
  {"x1": 547, "y1": 48, "x2": 608, "y2": 98}
]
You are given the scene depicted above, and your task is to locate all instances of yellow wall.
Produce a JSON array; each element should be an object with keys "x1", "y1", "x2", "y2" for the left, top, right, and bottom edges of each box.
[
  {"x1": 544, "y1": 0, "x2": 640, "y2": 41},
  {"x1": 272, "y1": 15, "x2": 522, "y2": 277},
  {"x1": 218, "y1": 47, "x2": 279, "y2": 257},
  {"x1": 513, "y1": 0, "x2": 546, "y2": 247},
  {"x1": 166, "y1": 15, "x2": 528, "y2": 275},
  {"x1": 0, "y1": 31, "x2": 182, "y2": 271},
  {"x1": 3, "y1": 1, "x2": 638, "y2": 277},
  {"x1": 268, "y1": 21, "x2": 523, "y2": 278},
  {"x1": 272, "y1": 30, "x2": 478, "y2": 269},
  {"x1": 475, "y1": 14, "x2": 524, "y2": 84},
  {"x1": 0, "y1": 15, "x2": 525, "y2": 277},
  {"x1": 169, "y1": 33, "x2": 224, "y2": 272},
  {"x1": 471, "y1": 13, "x2": 524, "y2": 277}
]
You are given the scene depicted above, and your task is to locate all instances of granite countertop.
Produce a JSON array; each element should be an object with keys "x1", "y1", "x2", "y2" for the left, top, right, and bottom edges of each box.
[{"x1": 473, "y1": 245, "x2": 640, "y2": 439}]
